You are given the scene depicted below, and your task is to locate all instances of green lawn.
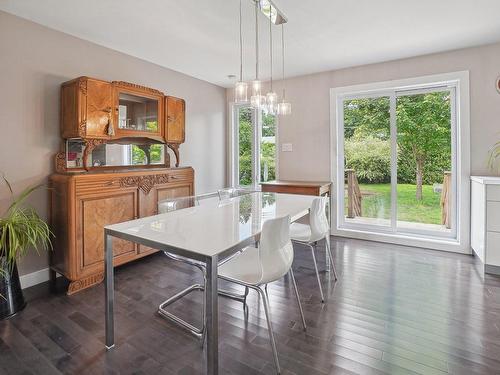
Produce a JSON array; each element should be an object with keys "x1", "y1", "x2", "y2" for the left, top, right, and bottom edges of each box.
[{"x1": 352, "y1": 183, "x2": 442, "y2": 225}]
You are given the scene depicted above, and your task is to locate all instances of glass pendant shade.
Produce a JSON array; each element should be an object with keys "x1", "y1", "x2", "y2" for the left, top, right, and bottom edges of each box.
[
  {"x1": 277, "y1": 100, "x2": 291, "y2": 115},
  {"x1": 251, "y1": 80, "x2": 262, "y2": 96},
  {"x1": 234, "y1": 81, "x2": 248, "y2": 103},
  {"x1": 266, "y1": 91, "x2": 278, "y2": 105},
  {"x1": 266, "y1": 91, "x2": 278, "y2": 115},
  {"x1": 250, "y1": 94, "x2": 266, "y2": 108},
  {"x1": 267, "y1": 101, "x2": 277, "y2": 115}
]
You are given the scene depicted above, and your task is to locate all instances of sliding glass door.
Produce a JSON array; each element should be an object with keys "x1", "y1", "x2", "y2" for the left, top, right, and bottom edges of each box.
[
  {"x1": 338, "y1": 85, "x2": 456, "y2": 239},
  {"x1": 233, "y1": 105, "x2": 277, "y2": 188}
]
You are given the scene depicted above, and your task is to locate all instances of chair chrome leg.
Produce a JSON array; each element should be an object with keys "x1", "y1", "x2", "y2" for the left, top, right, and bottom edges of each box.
[
  {"x1": 257, "y1": 287, "x2": 281, "y2": 374},
  {"x1": 309, "y1": 244, "x2": 325, "y2": 303},
  {"x1": 244, "y1": 286, "x2": 249, "y2": 304},
  {"x1": 218, "y1": 288, "x2": 248, "y2": 303},
  {"x1": 289, "y1": 269, "x2": 307, "y2": 331},
  {"x1": 158, "y1": 283, "x2": 205, "y2": 339},
  {"x1": 324, "y1": 236, "x2": 338, "y2": 281}
]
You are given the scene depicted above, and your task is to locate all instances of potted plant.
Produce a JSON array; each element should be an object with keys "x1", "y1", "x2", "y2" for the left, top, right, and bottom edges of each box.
[{"x1": 0, "y1": 176, "x2": 52, "y2": 319}]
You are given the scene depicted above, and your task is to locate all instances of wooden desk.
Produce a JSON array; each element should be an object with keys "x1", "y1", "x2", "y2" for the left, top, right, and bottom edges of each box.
[{"x1": 260, "y1": 180, "x2": 332, "y2": 196}]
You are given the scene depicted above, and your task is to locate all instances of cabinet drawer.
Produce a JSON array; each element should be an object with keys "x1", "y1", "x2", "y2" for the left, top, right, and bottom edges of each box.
[
  {"x1": 75, "y1": 177, "x2": 125, "y2": 196},
  {"x1": 487, "y1": 201, "x2": 500, "y2": 232},
  {"x1": 486, "y1": 231, "x2": 500, "y2": 266},
  {"x1": 487, "y1": 185, "x2": 500, "y2": 201},
  {"x1": 167, "y1": 169, "x2": 193, "y2": 183}
]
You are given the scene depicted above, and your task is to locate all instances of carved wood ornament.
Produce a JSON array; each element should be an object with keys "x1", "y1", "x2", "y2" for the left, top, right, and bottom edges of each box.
[
  {"x1": 83, "y1": 139, "x2": 106, "y2": 170},
  {"x1": 68, "y1": 272, "x2": 104, "y2": 295},
  {"x1": 168, "y1": 143, "x2": 180, "y2": 167},
  {"x1": 78, "y1": 79, "x2": 88, "y2": 95},
  {"x1": 119, "y1": 174, "x2": 170, "y2": 195},
  {"x1": 112, "y1": 81, "x2": 164, "y2": 96},
  {"x1": 55, "y1": 151, "x2": 67, "y2": 173}
]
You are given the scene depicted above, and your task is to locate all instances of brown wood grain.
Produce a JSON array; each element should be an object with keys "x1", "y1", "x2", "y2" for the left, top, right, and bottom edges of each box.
[
  {"x1": 261, "y1": 180, "x2": 332, "y2": 196},
  {"x1": 165, "y1": 96, "x2": 186, "y2": 144},
  {"x1": 49, "y1": 167, "x2": 194, "y2": 294}
]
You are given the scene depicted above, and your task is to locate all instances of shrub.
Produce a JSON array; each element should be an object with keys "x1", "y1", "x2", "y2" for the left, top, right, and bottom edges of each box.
[{"x1": 345, "y1": 136, "x2": 391, "y2": 183}]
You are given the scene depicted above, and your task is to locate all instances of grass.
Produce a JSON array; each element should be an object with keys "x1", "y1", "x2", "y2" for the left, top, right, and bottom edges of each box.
[{"x1": 352, "y1": 183, "x2": 442, "y2": 225}]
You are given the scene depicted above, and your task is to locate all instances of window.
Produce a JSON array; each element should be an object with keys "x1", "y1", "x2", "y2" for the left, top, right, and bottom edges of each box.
[
  {"x1": 331, "y1": 72, "x2": 470, "y2": 252},
  {"x1": 231, "y1": 104, "x2": 277, "y2": 188}
]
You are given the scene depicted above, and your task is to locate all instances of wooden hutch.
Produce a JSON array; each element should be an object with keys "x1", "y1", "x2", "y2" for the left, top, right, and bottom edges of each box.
[{"x1": 50, "y1": 76, "x2": 193, "y2": 294}]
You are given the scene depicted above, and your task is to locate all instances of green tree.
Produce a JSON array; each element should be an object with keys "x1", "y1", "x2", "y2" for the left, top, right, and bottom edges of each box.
[
  {"x1": 343, "y1": 93, "x2": 451, "y2": 200},
  {"x1": 237, "y1": 108, "x2": 277, "y2": 185},
  {"x1": 396, "y1": 92, "x2": 451, "y2": 200},
  {"x1": 238, "y1": 108, "x2": 253, "y2": 186}
]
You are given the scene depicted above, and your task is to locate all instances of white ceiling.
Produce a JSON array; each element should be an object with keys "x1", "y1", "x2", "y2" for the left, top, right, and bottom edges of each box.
[{"x1": 2, "y1": 0, "x2": 500, "y2": 88}]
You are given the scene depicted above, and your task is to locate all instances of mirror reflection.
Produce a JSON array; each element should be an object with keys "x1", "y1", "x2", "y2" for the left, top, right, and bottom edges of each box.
[{"x1": 66, "y1": 139, "x2": 166, "y2": 168}]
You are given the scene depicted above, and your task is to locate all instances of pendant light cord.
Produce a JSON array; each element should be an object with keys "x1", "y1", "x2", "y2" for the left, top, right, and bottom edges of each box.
[
  {"x1": 281, "y1": 23, "x2": 285, "y2": 99},
  {"x1": 269, "y1": 6, "x2": 273, "y2": 91},
  {"x1": 239, "y1": 0, "x2": 243, "y2": 81},
  {"x1": 255, "y1": 0, "x2": 259, "y2": 80}
]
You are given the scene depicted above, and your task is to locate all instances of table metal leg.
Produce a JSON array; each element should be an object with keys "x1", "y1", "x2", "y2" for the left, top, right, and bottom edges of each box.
[
  {"x1": 104, "y1": 232, "x2": 115, "y2": 350},
  {"x1": 205, "y1": 255, "x2": 219, "y2": 375},
  {"x1": 325, "y1": 194, "x2": 332, "y2": 273}
]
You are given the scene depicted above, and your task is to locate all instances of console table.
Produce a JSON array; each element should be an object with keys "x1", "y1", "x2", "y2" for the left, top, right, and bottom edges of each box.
[{"x1": 260, "y1": 180, "x2": 332, "y2": 196}]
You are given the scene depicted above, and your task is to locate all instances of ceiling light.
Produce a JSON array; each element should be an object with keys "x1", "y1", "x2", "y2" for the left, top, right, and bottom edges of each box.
[
  {"x1": 250, "y1": 0, "x2": 266, "y2": 109},
  {"x1": 234, "y1": 0, "x2": 248, "y2": 103},
  {"x1": 277, "y1": 23, "x2": 291, "y2": 116}
]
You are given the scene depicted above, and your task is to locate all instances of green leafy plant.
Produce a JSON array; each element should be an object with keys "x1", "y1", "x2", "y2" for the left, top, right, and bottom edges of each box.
[
  {"x1": 0, "y1": 176, "x2": 52, "y2": 274},
  {"x1": 344, "y1": 136, "x2": 391, "y2": 183}
]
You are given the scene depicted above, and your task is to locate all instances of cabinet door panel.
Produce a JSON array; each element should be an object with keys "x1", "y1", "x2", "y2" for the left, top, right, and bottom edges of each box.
[
  {"x1": 78, "y1": 191, "x2": 137, "y2": 272},
  {"x1": 487, "y1": 201, "x2": 500, "y2": 232},
  {"x1": 85, "y1": 79, "x2": 113, "y2": 138},
  {"x1": 165, "y1": 96, "x2": 185, "y2": 143}
]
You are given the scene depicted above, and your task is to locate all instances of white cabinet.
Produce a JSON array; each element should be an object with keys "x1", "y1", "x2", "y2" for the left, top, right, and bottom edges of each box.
[{"x1": 471, "y1": 176, "x2": 500, "y2": 275}]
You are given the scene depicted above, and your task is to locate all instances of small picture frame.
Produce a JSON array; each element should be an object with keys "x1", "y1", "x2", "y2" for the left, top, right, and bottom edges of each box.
[{"x1": 497, "y1": 76, "x2": 500, "y2": 94}]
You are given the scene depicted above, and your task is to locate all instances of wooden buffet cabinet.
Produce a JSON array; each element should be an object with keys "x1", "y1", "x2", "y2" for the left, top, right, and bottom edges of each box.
[
  {"x1": 59, "y1": 76, "x2": 185, "y2": 168},
  {"x1": 50, "y1": 76, "x2": 193, "y2": 294}
]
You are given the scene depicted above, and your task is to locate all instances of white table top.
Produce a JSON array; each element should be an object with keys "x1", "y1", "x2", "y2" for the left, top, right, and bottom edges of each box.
[{"x1": 105, "y1": 192, "x2": 316, "y2": 258}]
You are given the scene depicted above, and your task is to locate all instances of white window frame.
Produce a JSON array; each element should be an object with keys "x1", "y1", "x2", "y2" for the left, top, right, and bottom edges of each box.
[
  {"x1": 228, "y1": 103, "x2": 279, "y2": 189},
  {"x1": 330, "y1": 71, "x2": 470, "y2": 254}
]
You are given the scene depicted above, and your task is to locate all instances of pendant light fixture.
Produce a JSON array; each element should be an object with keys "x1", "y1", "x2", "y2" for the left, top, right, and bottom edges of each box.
[
  {"x1": 250, "y1": 0, "x2": 266, "y2": 109},
  {"x1": 277, "y1": 23, "x2": 291, "y2": 115},
  {"x1": 265, "y1": 4, "x2": 278, "y2": 115},
  {"x1": 234, "y1": 0, "x2": 248, "y2": 103}
]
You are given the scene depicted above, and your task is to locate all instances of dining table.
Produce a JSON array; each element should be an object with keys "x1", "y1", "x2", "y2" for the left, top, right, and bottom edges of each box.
[{"x1": 103, "y1": 191, "x2": 323, "y2": 374}]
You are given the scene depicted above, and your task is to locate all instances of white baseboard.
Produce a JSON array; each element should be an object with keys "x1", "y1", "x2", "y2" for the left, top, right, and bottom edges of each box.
[{"x1": 19, "y1": 268, "x2": 60, "y2": 289}]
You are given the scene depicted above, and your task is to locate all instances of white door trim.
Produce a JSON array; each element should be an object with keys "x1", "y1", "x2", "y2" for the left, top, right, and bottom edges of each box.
[{"x1": 329, "y1": 71, "x2": 470, "y2": 253}]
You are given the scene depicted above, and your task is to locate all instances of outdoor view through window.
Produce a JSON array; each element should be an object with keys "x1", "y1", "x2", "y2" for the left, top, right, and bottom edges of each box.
[
  {"x1": 342, "y1": 88, "x2": 454, "y2": 236},
  {"x1": 237, "y1": 106, "x2": 277, "y2": 187}
]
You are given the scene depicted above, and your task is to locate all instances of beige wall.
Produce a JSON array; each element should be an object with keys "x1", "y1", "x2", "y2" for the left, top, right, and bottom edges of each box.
[
  {"x1": 0, "y1": 11, "x2": 227, "y2": 276},
  {"x1": 228, "y1": 41, "x2": 500, "y2": 181}
]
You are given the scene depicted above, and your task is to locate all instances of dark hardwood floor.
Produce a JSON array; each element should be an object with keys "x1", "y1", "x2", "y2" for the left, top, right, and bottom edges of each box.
[{"x1": 1, "y1": 238, "x2": 500, "y2": 375}]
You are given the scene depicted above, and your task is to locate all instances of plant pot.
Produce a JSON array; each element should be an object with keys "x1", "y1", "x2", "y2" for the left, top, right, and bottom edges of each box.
[{"x1": 0, "y1": 259, "x2": 26, "y2": 320}]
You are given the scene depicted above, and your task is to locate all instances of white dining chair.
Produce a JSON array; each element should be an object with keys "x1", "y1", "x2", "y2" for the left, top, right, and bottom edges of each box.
[
  {"x1": 218, "y1": 215, "x2": 307, "y2": 374},
  {"x1": 157, "y1": 193, "x2": 247, "y2": 344},
  {"x1": 290, "y1": 196, "x2": 337, "y2": 302}
]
